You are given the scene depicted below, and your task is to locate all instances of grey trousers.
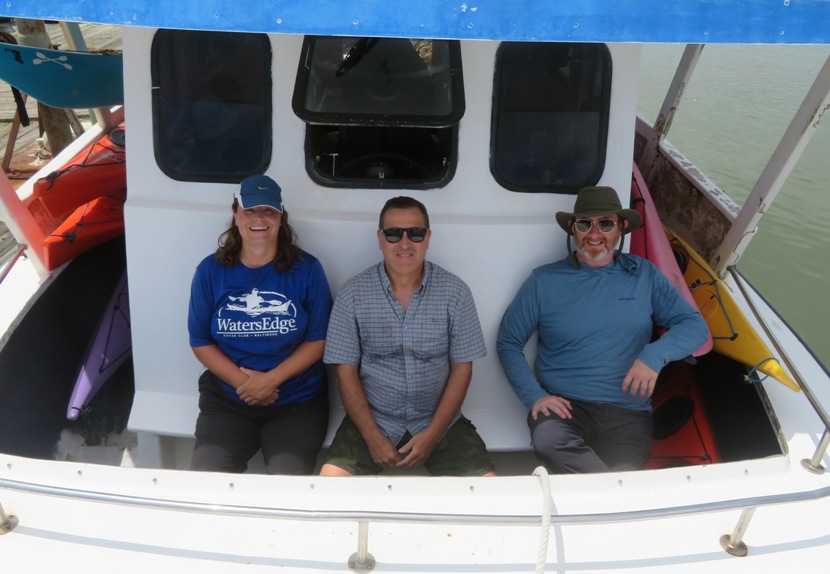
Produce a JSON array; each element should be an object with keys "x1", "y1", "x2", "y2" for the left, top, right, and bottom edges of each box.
[{"x1": 528, "y1": 398, "x2": 653, "y2": 474}]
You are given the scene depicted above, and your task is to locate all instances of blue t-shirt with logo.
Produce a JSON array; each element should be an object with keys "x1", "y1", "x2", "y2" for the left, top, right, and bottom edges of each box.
[{"x1": 188, "y1": 250, "x2": 333, "y2": 406}]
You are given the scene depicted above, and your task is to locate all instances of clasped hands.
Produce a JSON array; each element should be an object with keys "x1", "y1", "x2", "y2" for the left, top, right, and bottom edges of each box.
[
  {"x1": 236, "y1": 366, "x2": 280, "y2": 406},
  {"x1": 368, "y1": 431, "x2": 439, "y2": 470}
]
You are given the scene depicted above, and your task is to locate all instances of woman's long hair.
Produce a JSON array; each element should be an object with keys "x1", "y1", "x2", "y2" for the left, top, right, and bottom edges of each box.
[{"x1": 215, "y1": 200, "x2": 301, "y2": 272}]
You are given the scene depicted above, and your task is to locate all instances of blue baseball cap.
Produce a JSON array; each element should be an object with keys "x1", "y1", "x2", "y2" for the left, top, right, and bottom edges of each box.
[{"x1": 237, "y1": 174, "x2": 283, "y2": 212}]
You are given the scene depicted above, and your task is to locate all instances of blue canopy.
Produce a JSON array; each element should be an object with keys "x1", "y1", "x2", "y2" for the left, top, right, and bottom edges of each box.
[{"x1": 2, "y1": 0, "x2": 829, "y2": 45}]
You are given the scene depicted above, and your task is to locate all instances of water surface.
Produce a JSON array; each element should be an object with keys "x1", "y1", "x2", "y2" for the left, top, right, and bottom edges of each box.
[{"x1": 638, "y1": 44, "x2": 830, "y2": 368}]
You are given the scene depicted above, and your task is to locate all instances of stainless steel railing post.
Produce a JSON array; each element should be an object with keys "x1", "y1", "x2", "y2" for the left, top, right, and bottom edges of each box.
[
  {"x1": 719, "y1": 506, "x2": 756, "y2": 557},
  {"x1": 348, "y1": 519, "x2": 376, "y2": 572},
  {"x1": 0, "y1": 500, "x2": 18, "y2": 534},
  {"x1": 802, "y1": 428, "x2": 830, "y2": 475}
]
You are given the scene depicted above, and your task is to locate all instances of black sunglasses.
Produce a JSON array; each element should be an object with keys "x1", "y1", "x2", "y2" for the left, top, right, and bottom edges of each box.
[
  {"x1": 381, "y1": 227, "x2": 428, "y2": 243},
  {"x1": 573, "y1": 218, "x2": 617, "y2": 233}
]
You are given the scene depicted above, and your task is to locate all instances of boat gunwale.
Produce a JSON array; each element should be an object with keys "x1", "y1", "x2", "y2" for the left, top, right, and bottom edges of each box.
[{"x1": 2, "y1": 463, "x2": 830, "y2": 527}]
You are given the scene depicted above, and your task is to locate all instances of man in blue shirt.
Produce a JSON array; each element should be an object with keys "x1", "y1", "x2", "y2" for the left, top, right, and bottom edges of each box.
[
  {"x1": 321, "y1": 196, "x2": 495, "y2": 476},
  {"x1": 497, "y1": 186, "x2": 709, "y2": 473}
]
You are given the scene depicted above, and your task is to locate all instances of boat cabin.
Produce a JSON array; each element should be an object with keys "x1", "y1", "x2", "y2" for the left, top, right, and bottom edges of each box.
[
  {"x1": 97, "y1": 27, "x2": 782, "y2": 470},
  {"x1": 119, "y1": 29, "x2": 637, "y2": 458}
]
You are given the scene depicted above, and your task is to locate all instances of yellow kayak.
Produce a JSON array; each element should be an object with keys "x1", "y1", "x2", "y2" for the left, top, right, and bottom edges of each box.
[{"x1": 666, "y1": 228, "x2": 799, "y2": 392}]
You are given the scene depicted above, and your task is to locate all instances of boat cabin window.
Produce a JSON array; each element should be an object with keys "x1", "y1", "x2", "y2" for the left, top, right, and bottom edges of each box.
[
  {"x1": 491, "y1": 42, "x2": 611, "y2": 193},
  {"x1": 292, "y1": 36, "x2": 463, "y2": 188},
  {"x1": 151, "y1": 30, "x2": 272, "y2": 183}
]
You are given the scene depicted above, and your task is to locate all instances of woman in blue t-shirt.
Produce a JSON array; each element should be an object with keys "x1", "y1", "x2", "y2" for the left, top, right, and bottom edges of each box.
[{"x1": 188, "y1": 174, "x2": 333, "y2": 474}]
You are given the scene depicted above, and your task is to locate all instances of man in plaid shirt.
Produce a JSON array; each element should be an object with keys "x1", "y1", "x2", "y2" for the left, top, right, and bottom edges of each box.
[{"x1": 320, "y1": 196, "x2": 495, "y2": 476}]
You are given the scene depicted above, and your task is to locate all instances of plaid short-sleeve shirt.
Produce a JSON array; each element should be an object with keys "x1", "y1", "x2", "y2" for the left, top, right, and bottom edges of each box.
[{"x1": 324, "y1": 261, "x2": 486, "y2": 444}]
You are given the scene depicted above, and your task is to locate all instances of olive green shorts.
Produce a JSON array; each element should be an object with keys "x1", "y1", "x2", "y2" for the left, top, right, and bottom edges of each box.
[{"x1": 325, "y1": 415, "x2": 495, "y2": 476}]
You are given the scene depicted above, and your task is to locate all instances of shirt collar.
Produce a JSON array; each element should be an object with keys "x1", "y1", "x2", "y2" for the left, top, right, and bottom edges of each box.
[
  {"x1": 574, "y1": 253, "x2": 640, "y2": 274},
  {"x1": 616, "y1": 252, "x2": 641, "y2": 274},
  {"x1": 378, "y1": 260, "x2": 432, "y2": 292}
]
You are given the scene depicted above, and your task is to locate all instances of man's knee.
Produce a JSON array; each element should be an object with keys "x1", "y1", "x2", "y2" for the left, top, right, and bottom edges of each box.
[
  {"x1": 529, "y1": 415, "x2": 606, "y2": 474},
  {"x1": 528, "y1": 412, "x2": 578, "y2": 449},
  {"x1": 530, "y1": 417, "x2": 579, "y2": 470}
]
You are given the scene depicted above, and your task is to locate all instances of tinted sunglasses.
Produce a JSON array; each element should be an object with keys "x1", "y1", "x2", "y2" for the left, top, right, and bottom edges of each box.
[
  {"x1": 381, "y1": 227, "x2": 428, "y2": 243},
  {"x1": 573, "y1": 218, "x2": 617, "y2": 233}
]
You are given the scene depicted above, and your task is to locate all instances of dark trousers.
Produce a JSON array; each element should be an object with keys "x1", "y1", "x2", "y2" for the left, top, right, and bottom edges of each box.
[
  {"x1": 528, "y1": 398, "x2": 653, "y2": 474},
  {"x1": 191, "y1": 370, "x2": 329, "y2": 475}
]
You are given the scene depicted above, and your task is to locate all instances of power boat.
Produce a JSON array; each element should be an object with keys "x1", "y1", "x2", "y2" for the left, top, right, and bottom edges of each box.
[{"x1": 1, "y1": 2, "x2": 829, "y2": 571}]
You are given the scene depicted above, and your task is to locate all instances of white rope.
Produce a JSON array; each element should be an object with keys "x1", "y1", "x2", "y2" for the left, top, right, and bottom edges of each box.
[{"x1": 532, "y1": 466, "x2": 552, "y2": 574}]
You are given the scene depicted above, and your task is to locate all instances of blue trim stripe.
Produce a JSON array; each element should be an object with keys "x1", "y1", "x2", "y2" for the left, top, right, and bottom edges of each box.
[{"x1": 2, "y1": 0, "x2": 829, "y2": 44}]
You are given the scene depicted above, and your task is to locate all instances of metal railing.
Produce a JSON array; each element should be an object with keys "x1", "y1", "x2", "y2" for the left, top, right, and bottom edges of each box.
[
  {"x1": 729, "y1": 266, "x2": 830, "y2": 475},
  {"x1": 0, "y1": 243, "x2": 26, "y2": 285},
  {"x1": 2, "y1": 468, "x2": 830, "y2": 571}
]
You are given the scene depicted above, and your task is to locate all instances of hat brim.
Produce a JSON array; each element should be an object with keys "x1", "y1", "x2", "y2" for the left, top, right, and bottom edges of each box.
[
  {"x1": 555, "y1": 208, "x2": 642, "y2": 235},
  {"x1": 237, "y1": 191, "x2": 284, "y2": 212}
]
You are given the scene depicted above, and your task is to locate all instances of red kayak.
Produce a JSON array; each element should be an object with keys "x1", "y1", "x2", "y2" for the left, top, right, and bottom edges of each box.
[{"x1": 26, "y1": 124, "x2": 126, "y2": 271}]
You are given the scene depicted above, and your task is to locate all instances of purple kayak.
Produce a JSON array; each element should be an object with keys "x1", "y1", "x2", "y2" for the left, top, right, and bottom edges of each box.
[{"x1": 66, "y1": 270, "x2": 131, "y2": 420}]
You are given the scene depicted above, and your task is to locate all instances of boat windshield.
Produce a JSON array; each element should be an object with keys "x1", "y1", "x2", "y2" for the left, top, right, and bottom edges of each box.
[{"x1": 293, "y1": 36, "x2": 464, "y2": 126}]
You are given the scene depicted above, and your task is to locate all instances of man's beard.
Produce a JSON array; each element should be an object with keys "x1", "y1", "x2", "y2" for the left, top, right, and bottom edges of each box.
[{"x1": 575, "y1": 236, "x2": 619, "y2": 262}]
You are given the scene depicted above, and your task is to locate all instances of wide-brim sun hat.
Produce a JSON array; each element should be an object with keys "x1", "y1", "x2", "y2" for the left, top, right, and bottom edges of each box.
[{"x1": 555, "y1": 186, "x2": 641, "y2": 235}]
